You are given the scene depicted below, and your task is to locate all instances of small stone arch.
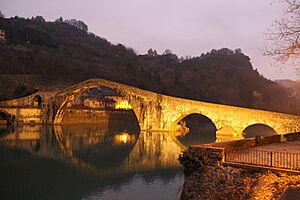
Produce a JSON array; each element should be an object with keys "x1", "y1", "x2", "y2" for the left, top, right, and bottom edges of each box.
[
  {"x1": 242, "y1": 123, "x2": 277, "y2": 138},
  {"x1": 32, "y1": 95, "x2": 43, "y2": 107}
]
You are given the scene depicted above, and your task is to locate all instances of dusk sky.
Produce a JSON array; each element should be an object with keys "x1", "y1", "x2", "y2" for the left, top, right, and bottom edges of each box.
[{"x1": 1, "y1": 0, "x2": 299, "y2": 80}]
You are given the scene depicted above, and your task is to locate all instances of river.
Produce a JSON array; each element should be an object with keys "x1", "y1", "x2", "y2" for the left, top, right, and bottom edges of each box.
[{"x1": 0, "y1": 123, "x2": 218, "y2": 200}]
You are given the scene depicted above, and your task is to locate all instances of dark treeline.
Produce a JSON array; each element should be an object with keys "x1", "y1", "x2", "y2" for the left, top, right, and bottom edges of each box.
[{"x1": 0, "y1": 16, "x2": 299, "y2": 114}]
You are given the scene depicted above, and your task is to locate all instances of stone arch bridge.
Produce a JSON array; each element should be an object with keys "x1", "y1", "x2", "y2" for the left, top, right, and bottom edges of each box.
[{"x1": 0, "y1": 78, "x2": 300, "y2": 138}]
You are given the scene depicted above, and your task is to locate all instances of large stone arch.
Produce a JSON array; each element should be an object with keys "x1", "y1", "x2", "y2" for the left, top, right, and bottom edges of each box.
[{"x1": 52, "y1": 79, "x2": 159, "y2": 130}]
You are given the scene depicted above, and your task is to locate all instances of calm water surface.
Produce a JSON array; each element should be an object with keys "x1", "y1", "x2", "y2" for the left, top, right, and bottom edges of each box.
[{"x1": 0, "y1": 123, "x2": 217, "y2": 200}]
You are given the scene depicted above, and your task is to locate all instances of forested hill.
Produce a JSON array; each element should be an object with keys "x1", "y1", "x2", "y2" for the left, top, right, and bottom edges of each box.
[{"x1": 0, "y1": 16, "x2": 299, "y2": 114}]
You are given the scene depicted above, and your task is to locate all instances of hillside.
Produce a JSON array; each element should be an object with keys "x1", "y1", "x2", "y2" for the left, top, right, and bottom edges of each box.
[
  {"x1": 0, "y1": 16, "x2": 299, "y2": 114},
  {"x1": 276, "y1": 80, "x2": 300, "y2": 99}
]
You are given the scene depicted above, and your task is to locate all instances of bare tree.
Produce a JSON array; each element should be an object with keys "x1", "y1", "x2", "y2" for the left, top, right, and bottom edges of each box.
[
  {"x1": 0, "y1": 10, "x2": 4, "y2": 18},
  {"x1": 265, "y1": 0, "x2": 300, "y2": 62}
]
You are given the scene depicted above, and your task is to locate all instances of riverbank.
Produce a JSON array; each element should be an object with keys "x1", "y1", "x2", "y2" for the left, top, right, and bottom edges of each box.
[
  {"x1": 180, "y1": 133, "x2": 300, "y2": 200},
  {"x1": 181, "y1": 165, "x2": 300, "y2": 200},
  {"x1": 181, "y1": 165, "x2": 256, "y2": 200}
]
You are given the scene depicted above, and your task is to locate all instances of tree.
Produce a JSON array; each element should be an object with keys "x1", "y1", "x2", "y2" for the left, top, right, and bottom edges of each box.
[
  {"x1": 265, "y1": 0, "x2": 300, "y2": 62},
  {"x1": 64, "y1": 19, "x2": 88, "y2": 32},
  {"x1": 162, "y1": 48, "x2": 178, "y2": 61},
  {"x1": 163, "y1": 49, "x2": 172, "y2": 55},
  {"x1": 32, "y1": 16, "x2": 46, "y2": 23},
  {"x1": 55, "y1": 17, "x2": 63, "y2": 23},
  {"x1": 147, "y1": 48, "x2": 158, "y2": 56}
]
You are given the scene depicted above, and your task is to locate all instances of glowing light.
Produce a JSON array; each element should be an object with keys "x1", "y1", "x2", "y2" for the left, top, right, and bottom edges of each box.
[
  {"x1": 115, "y1": 101, "x2": 133, "y2": 110},
  {"x1": 105, "y1": 96, "x2": 133, "y2": 110},
  {"x1": 121, "y1": 134, "x2": 128, "y2": 143},
  {"x1": 115, "y1": 132, "x2": 131, "y2": 144},
  {"x1": 114, "y1": 132, "x2": 136, "y2": 144}
]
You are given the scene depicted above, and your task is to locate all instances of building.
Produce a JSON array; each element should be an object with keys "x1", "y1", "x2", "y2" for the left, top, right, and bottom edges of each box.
[
  {"x1": 106, "y1": 96, "x2": 133, "y2": 110},
  {"x1": 102, "y1": 98, "x2": 115, "y2": 109},
  {"x1": 83, "y1": 98, "x2": 104, "y2": 108},
  {"x1": 0, "y1": 29, "x2": 5, "y2": 40},
  {"x1": 252, "y1": 91, "x2": 263, "y2": 98},
  {"x1": 83, "y1": 97, "x2": 115, "y2": 109}
]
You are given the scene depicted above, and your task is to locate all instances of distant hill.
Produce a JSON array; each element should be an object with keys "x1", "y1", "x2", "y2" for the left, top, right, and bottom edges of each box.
[
  {"x1": 276, "y1": 79, "x2": 296, "y2": 87},
  {"x1": 276, "y1": 79, "x2": 300, "y2": 99},
  {"x1": 276, "y1": 79, "x2": 300, "y2": 88},
  {"x1": 0, "y1": 16, "x2": 299, "y2": 115}
]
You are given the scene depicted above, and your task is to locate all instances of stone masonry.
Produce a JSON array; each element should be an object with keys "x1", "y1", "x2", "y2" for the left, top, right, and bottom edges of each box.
[{"x1": 0, "y1": 78, "x2": 300, "y2": 137}]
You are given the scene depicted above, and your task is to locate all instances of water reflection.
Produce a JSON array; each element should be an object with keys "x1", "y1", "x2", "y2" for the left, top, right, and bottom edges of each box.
[
  {"x1": 0, "y1": 125, "x2": 12, "y2": 137},
  {"x1": 115, "y1": 132, "x2": 135, "y2": 144},
  {"x1": 0, "y1": 124, "x2": 184, "y2": 200}
]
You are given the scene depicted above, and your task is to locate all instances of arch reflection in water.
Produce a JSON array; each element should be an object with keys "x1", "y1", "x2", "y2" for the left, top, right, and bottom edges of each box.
[
  {"x1": 0, "y1": 110, "x2": 13, "y2": 125},
  {"x1": 58, "y1": 124, "x2": 139, "y2": 171},
  {"x1": 0, "y1": 124, "x2": 184, "y2": 200},
  {"x1": 55, "y1": 124, "x2": 184, "y2": 174},
  {"x1": 0, "y1": 125, "x2": 13, "y2": 137},
  {"x1": 176, "y1": 113, "x2": 217, "y2": 146}
]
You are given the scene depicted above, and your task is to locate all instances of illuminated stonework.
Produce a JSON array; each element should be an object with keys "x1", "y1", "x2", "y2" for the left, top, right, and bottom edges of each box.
[
  {"x1": 1, "y1": 78, "x2": 300, "y2": 138},
  {"x1": 51, "y1": 78, "x2": 300, "y2": 138}
]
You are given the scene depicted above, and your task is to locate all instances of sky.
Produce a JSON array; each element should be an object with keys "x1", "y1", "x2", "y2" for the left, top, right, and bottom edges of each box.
[{"x1": 1, "y1": 0, "x2": 299, "y2": 80}]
